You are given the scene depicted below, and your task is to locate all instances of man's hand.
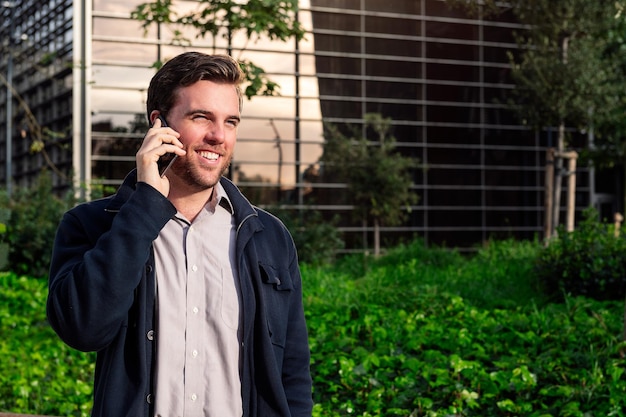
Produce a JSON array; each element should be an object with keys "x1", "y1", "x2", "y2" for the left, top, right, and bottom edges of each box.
[{"x1": 136, "y1": 117, "x2": 186, "y2": 196}]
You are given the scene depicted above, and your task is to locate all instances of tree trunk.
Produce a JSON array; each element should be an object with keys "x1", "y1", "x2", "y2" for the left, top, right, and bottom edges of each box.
[
  {"x1": 552, "y1": 122, "x2": 565, "y2": 234},
  {"x1": 544, "y1": 148, "x2": 555, "y2": 242},
  {"x1": 553, "y1": 36, "x2": 569, "y2": 234},
  {"x1": 553, "y1": 122, "x2": 565, "y2": 232},
  {"x1": 362, "y1": 218, "x2": 368, "y2": 253},
  {"x1": 374, "y1": 218, "x2": 380, "y2": 257}
]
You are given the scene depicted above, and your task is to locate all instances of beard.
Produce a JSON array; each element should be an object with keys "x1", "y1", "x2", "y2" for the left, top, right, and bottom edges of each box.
[{"x1": 169, "y1": 152, "x2": 232, "y2": 192}]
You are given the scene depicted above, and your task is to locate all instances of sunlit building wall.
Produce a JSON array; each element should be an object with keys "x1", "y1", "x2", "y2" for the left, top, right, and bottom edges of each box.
[{"x1": 0, "y1": 0, "x2": 593, "y2": 251}]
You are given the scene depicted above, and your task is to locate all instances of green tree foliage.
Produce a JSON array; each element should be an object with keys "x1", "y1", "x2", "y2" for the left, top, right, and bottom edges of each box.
[
  {"x1": 510, "y1": 1, "x2": 625, "y2": 136},
  {"x1": 319, "y1": 113, "x2": 418, "y2": 255},
  {"x1": 446, "y1": 0, "x2": 626, "y2": 136},
  {"x1": 582, "y1": 8, "x2": 626, "y2": 202},
  {"x1": 446, "y1": 0, "x2": 626, "y2": 227},
  {"x1": 131, "y1": 0, "x2": 305, "y2": 98}
]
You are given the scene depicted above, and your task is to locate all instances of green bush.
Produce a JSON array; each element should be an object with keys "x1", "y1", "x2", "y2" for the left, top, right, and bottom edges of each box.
[
  {"x1": 0, "y1": 173, "x2": 116, "y2": 278},
  {"x1": 4, "y1": 238, "x2": 626, "y2": 416},
  {"x1": 536, "y1": 207, "x2": 626, "y2": 301},
  {"x1": 268, "y1": 207, "x2": 344, "y2": 266},
  {"x1": 0, "y1": 272, "x2": 94, "y2": 416},
  {"x1": 459, "y1": 238, "x2": 544, "y2": 309},
  {"x1": 304, "y1": 240, "x2": 626, "y2": 416},
  {"x1": 329, "y1": 238, "x2": 543, "y2": 310},
  {"x1": 0, "y1": 172, "x2": 72, "y2": 278}
]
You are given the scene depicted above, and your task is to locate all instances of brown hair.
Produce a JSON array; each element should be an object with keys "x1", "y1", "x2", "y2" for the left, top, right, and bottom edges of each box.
[{"x1": 146, "y1": 52, "x2": 244, "y2": 121}]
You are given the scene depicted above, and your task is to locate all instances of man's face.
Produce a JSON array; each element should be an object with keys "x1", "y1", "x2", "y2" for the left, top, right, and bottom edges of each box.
[{"x1": 165, "y1": 80, "x2": 240, "y2": 191}]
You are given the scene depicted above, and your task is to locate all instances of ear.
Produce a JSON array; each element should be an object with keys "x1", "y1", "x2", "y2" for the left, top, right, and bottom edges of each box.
[{"x1": 149, "y1": 110, "x2": 161, "y2": 127}]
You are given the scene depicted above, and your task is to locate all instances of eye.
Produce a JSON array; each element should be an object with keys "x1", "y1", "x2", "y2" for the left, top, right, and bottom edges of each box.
[
  {"x1": 192, "y1": 114, "x2": 209, "y2": 121},
  {"x1": 226, "y1": 118, "x2": 240, "y2": 127}
]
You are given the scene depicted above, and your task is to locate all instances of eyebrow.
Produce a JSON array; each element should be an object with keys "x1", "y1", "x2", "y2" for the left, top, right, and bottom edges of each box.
[{"x1": 185, "y1": 109, "x2": 241, "y2": 122}]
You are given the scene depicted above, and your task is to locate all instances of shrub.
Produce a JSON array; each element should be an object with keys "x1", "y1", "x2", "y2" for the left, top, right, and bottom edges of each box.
[
  {"x1": 0, "y1": 172, "x2": 72, "y2": 278},
  {"x1": 268, "y1": 207, "x2": 344, "y2": 266},
  {"x1": 0, "y1": 173, "x2": 115, "y2": 278},
  {"x1": 0, "y1": 272, "x2": 94, "y2": 416},
  {"x1": 459, "y1": 238, "x2": 544, "y2": 309},
  {"x1": 4, "y1": 239, "x2": 626, "y2": 416},
  {"x1": 303, "y1": 240, "x2": 626, "y2": 416},
  {"x1": 327, "y1": 238, "x2": 543, "y2": 310},
  {"x1": 536, "y1": 207, "x2": 626, "y2": 301}
]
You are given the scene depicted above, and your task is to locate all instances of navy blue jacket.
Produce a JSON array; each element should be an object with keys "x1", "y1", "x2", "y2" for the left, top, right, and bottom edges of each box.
[{"x1": 47, "y1": 170, "x2": 313, "y2": 417}]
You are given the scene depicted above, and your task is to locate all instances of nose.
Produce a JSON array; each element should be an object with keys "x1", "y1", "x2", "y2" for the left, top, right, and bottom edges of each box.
[{"x1": 206, "y1": 121, "x2": 225, "y2": 144}]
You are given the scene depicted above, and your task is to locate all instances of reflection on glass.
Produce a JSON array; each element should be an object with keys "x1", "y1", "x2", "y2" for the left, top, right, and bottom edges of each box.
[{"x1": 92, "y1": 40, "x2": 156, "y2": 62}]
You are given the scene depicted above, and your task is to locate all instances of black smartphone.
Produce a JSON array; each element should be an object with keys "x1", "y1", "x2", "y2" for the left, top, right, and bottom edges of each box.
[{"x1": 154, "y1": 115, "x2": 178, "y2": 177}]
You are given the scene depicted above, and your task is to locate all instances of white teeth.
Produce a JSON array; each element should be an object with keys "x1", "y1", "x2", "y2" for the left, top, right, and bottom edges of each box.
[{"x1": 199, "y1": 151, "x2": 219, "y2": 160}]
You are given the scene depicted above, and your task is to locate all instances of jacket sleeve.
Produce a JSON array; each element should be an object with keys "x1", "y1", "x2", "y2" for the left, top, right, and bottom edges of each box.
[
  {"x1": 282, "y1": 237, "x2": 314, "y2": 416},
  {"x1": 47, "y1": 183, "x2": 176, "y2": 352}
]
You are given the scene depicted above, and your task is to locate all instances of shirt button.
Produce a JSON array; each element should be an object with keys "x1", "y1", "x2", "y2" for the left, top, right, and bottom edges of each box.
[
  {"x1": 192, "y1": 307, "x2": 199, "y2": 314},
  {"x1": 191, "y1": 265, "x2": 198, "y2": 272},
  {"x1": 192, "y1": 349, "x2": 198, "y2": 357},
  {"x1": 146, "y1": 394, "x2": 153, "y2": 404},
  {"x1": 191, "y1": 394, "x2": 197, "y2": 401},
  {"x1": 146, "y1": 330, "x2": 154, "y2": 341}
]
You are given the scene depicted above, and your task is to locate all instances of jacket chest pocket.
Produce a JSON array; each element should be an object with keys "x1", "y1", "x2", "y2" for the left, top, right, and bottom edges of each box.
[{"x1": 258, "y1": 262, "x2": 293, "y2": 348}]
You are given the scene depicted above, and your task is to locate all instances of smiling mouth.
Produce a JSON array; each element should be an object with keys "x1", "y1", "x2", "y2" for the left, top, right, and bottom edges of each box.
[{"x1": 199, "y1": 150, "x2": 219, "y2": 161}]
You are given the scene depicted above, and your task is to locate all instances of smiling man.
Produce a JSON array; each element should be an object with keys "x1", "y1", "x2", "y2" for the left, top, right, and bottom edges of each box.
[{"x1": 47, "y1": 52, "x2": 313, "y2": 417}]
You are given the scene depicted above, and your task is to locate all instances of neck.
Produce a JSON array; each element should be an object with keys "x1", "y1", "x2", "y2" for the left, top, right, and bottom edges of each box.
[{"x1": 167, "y1": 185, "x2": 215, "y2": 223}]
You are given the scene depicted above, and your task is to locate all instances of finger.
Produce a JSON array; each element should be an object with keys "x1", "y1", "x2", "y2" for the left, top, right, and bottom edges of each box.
[{"x1": 141, "y1": 130, "x2": 182, "y2": 154}]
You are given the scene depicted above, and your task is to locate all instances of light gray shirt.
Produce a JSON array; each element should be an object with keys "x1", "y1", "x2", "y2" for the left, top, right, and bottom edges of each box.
[{"x1": 153, "y1": 183, "x2": 242, "y2": 417}]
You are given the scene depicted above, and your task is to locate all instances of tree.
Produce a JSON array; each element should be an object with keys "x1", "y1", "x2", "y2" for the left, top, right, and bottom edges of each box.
[
  {"x1": 583, "y1": 10, "x2": 626, "y2": 209},
  {"x1": 447, "y1": 0, "x2": 626, "y2": 347},
  {"x1": 446, "y1": 0, "x2": 626, "y2": 230},
  {"x1": 131, "y1": 0, "x2": 305, "y2": 98},
  {"x1": 319, "y1": 114, "x2": 418, "y2": 256}
]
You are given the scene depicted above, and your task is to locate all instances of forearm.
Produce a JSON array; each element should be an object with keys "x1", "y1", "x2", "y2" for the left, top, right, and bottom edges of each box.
[{"x1": 47, "y1": 183, "x2": 175, "y2": 351}]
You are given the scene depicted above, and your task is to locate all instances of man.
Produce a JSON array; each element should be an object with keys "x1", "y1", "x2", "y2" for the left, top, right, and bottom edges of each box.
[{"x1": 47, "y1": 52, "x2": 313, "y2": 417}]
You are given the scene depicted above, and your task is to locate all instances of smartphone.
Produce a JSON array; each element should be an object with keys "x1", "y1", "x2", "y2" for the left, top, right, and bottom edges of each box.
[{"x1": 154, "y1": 115, "x2": 178, "y2": 177}]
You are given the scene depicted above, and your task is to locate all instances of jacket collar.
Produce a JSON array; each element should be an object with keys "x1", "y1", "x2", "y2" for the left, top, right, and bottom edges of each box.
[
  {"x1": 218, "y1": 176, "x2": 261, "y2": 229},
  {"x1": 104, "y1": 169, "x2": 260, "y2": 229}
]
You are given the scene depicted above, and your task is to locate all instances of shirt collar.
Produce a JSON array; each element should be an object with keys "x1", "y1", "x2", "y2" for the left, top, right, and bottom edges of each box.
[
  {"x1": 173, "y1": 182, "x2": 234, "y2": 224},
  {"x1": 214, "y1": 181, "x2": 234, "y2": 215}
]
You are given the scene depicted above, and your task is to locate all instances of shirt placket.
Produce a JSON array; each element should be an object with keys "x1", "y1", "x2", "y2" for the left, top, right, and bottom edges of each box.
[{"x1": 184, "y1": 223, "x2": 205, "y2": 415}]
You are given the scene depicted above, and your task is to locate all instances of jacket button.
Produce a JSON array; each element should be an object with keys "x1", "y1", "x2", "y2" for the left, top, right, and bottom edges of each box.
[
  {"x1": 146, "y1": 394, "x2": 153, "y2": 404},
  {"x1": 147, "y1": 330, "x2": 154, "y2": 341}
]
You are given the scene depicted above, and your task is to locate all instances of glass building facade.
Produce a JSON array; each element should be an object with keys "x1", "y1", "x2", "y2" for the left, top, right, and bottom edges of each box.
[
  {"x1": 0, "y1": 0, "x2": 599, "y2": 251},
  {"x1": 0, "y1": 0, "x2": 74, "y2": 191}
]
